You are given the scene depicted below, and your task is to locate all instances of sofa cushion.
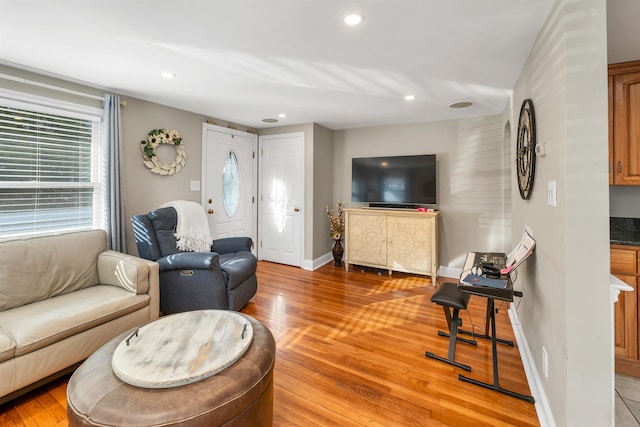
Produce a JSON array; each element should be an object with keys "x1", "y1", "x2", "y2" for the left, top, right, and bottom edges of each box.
[
  {"x1": 148, "y1": 208, "x2": 182, "y2": 258},
  {"x1": 0, "y1": 328, "x2": 15, "y2": 363},
  {"x1": 219, "y1": 252, "x2": 257, "y2": 291},
  {"x1": 0, "y1": 285, "x2": 150, "y2": 356},
  {"x1": 0, "y1": 230, "x2": 108, "y2": 312}
]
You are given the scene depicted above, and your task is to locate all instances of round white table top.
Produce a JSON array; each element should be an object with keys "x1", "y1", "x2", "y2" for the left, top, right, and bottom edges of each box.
[{"x1": 111, "y1": 310, "x2": 254, "y2": 388}]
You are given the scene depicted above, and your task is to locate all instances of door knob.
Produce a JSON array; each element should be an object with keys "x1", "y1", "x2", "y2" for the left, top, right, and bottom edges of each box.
[
  {"x1": 208, "y1": 209, "x2": 214, "y2": 214},
  {"x1": 294, "y1": 207, "x2": 300, "y2": 212}
]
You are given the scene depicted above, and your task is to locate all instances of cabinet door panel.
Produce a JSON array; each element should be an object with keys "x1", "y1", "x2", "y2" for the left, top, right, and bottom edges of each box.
[
  {"x1": 613, "y1": 72, "x2": 640, "y2": 185},
  {"x1": 387, "y1": 215, "x2": 432, "y2": 273},
  {"x1": 609, "y1": 75, "x2": 614, "y2": 185},
  {"x1": 346, "y1": 213, "x2": 386, "y2": 266},
  {"x1": 615, "y1": 274, "x2": 638, "y2": 360},
  {"x1": 611, "y1": 248, "x2": 637, "y2": 274}
]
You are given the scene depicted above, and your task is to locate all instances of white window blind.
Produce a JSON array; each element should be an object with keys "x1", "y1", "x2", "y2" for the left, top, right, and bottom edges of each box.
[{"x1": 0, "y1": 97, "x2": 104, "y2": 239}]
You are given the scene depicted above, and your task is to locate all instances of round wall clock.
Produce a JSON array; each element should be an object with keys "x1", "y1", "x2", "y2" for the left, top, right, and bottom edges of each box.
[{"x1": 516, "y1": 99, "x2": 536, "y2": 200}]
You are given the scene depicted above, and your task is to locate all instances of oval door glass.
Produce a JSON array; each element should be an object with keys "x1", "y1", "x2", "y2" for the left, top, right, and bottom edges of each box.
[{"x1": 222, "y1": 151, "x2": 241, "y2": 217}]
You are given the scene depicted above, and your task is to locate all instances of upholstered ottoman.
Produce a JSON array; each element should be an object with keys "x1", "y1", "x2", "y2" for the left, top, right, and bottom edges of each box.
[{"x1": 67, "y1": 313, "x2": 275, "y2": 427}]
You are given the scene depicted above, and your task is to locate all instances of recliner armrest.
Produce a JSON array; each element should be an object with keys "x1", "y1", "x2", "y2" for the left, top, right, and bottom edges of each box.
[
  {"x1": 211, "y1": 237, "x2": 253, "y2": 255},
  {"x1": 156, "y1": 252, "x2": 221, "y2": 272}
]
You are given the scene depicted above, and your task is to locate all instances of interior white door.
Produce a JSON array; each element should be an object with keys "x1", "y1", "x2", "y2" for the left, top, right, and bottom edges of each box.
[
  {"x1": 258, "y1": 132, "x2": 304, "y2": 267},
  {"x1": 202, "y1": 124, "x2": 256, "y2": 245}
]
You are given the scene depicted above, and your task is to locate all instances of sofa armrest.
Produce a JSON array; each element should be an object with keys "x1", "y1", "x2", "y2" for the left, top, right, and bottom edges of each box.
[
  {"x1": 156, "y1": 252, "x2": 221, "y2": 273},
  {"x1": 98, "y1": 250, "x2": 160, "y2": 321},
  {"x1": 211, "y1": 237, "x2": 253, "y2": 255},
  {"x1": 98, "y1": 250, "x2": 157, "y2": 295}
]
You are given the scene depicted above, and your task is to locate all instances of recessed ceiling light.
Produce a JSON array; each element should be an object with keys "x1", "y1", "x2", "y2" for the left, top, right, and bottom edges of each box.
[
  {"x1": 404, "y1": 95, "x2": 416, "y2": 101},
  {"x1": 449, "y1": 101, "x2": 473, "y2": 109},
  {"x1": 344, "y1": 14, "x2": 363, "y2": 26},
  {"x1": 278, "y1": 113, "x2": 287, "y2": 118},
  {"x1": 160, "y1": 72, "x2": 176, "y2": 79},
  {"x1": 262, "y1": 118, "x2": 278, "y2": 123}
]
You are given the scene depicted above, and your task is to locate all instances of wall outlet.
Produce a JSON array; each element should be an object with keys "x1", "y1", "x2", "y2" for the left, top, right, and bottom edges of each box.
[{"x1": 542, "y1": 346, "x2": 549, "y2": 378}]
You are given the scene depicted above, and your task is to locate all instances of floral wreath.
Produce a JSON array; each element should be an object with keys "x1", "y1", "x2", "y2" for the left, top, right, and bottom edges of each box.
[{"x1": 140, "y1": 129, "x2": 187, "y2": 175}]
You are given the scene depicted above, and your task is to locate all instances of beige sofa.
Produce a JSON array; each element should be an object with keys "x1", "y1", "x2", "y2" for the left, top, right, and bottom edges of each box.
[{"x1": 0, "y1": 230, "x2": 159, "y2": 404}]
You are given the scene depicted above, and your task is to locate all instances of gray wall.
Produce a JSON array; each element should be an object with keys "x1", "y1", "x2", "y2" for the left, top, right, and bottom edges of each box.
[
  {"x1": 610, "y1": 186, "x2": 640, "y2": 218},
  {"x1": 120, "y1": 97, "x2": 210, "y2": 253},
  {"x1": 313, "y1": 123, "x2": 335, "y2": 260},
  {"x1": 510, "y1": 0, "x2": 610, "y2": 424},
  {"x1": 119, "y1": 98, "x2": 256, "y2": 254},
  {"x1": 332, "y1": 116, "x2": 510, "y2": 272},
  {"x1": 120, "y1": 100, "x2": 255, "y2": 253}
]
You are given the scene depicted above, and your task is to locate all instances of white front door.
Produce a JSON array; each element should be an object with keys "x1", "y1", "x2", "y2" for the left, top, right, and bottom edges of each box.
[
  {"x1": 202, "y1": 124, "x2": 257, "y2": 245},
  {"x1": 258, "y1": 132, "x2": 304, "y2": 267}
]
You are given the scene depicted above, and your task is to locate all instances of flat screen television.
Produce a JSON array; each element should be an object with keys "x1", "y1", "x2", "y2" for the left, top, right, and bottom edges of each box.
[{"x1": 351, "y1": 154, "x2": 437, "y2": 207}]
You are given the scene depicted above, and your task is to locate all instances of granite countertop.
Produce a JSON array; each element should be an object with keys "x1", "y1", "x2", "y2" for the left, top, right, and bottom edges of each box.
[{"x1": 611, "y1": 217, "x2": 640, "y2": 246}]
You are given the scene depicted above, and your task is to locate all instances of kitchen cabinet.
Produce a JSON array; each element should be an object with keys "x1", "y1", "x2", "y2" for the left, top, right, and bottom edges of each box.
[
  {"x1": 612, "y1": 244, "x2": 640, "y2": 376},
  {"x1": 609, "y1": 60, "x2": 640, "y2": 185},
  {"x1": 344, "y1": 208, "x2": 439, "y2": 286}
]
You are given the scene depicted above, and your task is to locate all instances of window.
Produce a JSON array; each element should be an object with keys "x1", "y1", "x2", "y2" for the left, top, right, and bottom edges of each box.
[
  {"x1": 0, "y1": 92, "x2": 104, "y2": 240},
  {"x1": 222, "y1": 150, "x2": 241, "y2": 217}
]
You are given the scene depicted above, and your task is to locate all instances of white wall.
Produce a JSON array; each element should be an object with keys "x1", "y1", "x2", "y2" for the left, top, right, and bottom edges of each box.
[
  {"x1": 510, "y1": 0, "x2": 610, "y2": 425},
  {"x1": 332, "y1": 116, "x2": 511, "y2": 273}
]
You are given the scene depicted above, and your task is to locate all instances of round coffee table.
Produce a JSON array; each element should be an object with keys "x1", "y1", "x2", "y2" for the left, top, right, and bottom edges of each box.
[
  {"x1": 112, "y1": 310, "x2": 254, "y2": 388},
  {"x1": 67, "y1": 310, "x2": 275, "y2": 427}
]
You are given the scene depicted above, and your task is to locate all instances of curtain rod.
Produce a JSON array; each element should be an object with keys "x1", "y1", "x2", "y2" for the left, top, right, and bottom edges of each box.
[{"x1": 0, "y1": 72, "x2": 105, "y2": 101}]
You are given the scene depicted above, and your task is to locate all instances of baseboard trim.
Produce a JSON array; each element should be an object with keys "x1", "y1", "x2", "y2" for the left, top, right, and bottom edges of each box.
[
  {"x1": 508, "y1": 306, "x2": 556, "y2": 427},
  {"x1": 303, "y1": 262, "x2": 465, "y2": 280},
  {"x1": 303, "y1": 252, "x2": 334, "y2": 271},
  {"x1": 438, "y1": 265, "x2": 462, "y2": 281}
]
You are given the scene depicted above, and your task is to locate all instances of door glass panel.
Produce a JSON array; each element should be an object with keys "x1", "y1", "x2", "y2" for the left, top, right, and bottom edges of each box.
[{"x1": 222, "y1": 151, "x2": 241, "y2": 217}]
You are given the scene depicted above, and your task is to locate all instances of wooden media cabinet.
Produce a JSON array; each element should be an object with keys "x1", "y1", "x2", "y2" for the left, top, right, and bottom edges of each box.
[{"x1": 344, "y1": 208, "x2": 439, "y2": 286}]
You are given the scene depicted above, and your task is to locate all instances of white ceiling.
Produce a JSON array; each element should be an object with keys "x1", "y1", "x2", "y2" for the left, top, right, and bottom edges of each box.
[{"x1": 0, "y1": 1, "x2": 629, "y2": 131}]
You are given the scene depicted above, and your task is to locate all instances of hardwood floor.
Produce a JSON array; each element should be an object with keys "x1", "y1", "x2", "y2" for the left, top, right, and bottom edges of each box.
[{"x1": 0, "y1": 261, "x2": 539, "y2": 426}]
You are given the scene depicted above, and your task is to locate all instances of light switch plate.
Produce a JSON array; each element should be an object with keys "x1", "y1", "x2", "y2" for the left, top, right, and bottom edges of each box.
[
  {"x1": 547, "y1": 181, "x2": 557, "y2": 207},
  {"x1": 190, "y1": 180, "x2": 200, "y2": 191}
]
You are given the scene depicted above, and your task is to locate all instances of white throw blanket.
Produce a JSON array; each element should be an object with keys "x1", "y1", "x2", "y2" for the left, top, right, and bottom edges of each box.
[{"x1": 160, "y1": 200, "x2": 212, "y2": 252}]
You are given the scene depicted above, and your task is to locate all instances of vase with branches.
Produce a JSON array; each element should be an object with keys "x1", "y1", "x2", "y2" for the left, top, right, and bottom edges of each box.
[{"x1": 325, "y1": 201, "x2": 345, "y2": 266}]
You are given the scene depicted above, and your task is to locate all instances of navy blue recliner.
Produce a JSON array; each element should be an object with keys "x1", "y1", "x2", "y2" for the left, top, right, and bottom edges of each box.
[{"x1": 132, "y1": 207, "x2": 257, "y2": 314}]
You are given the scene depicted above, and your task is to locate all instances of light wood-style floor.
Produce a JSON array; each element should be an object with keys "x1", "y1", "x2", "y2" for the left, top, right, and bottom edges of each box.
[{"x1": 0, "y1": 261, "x2": 539, "y2": 426}]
